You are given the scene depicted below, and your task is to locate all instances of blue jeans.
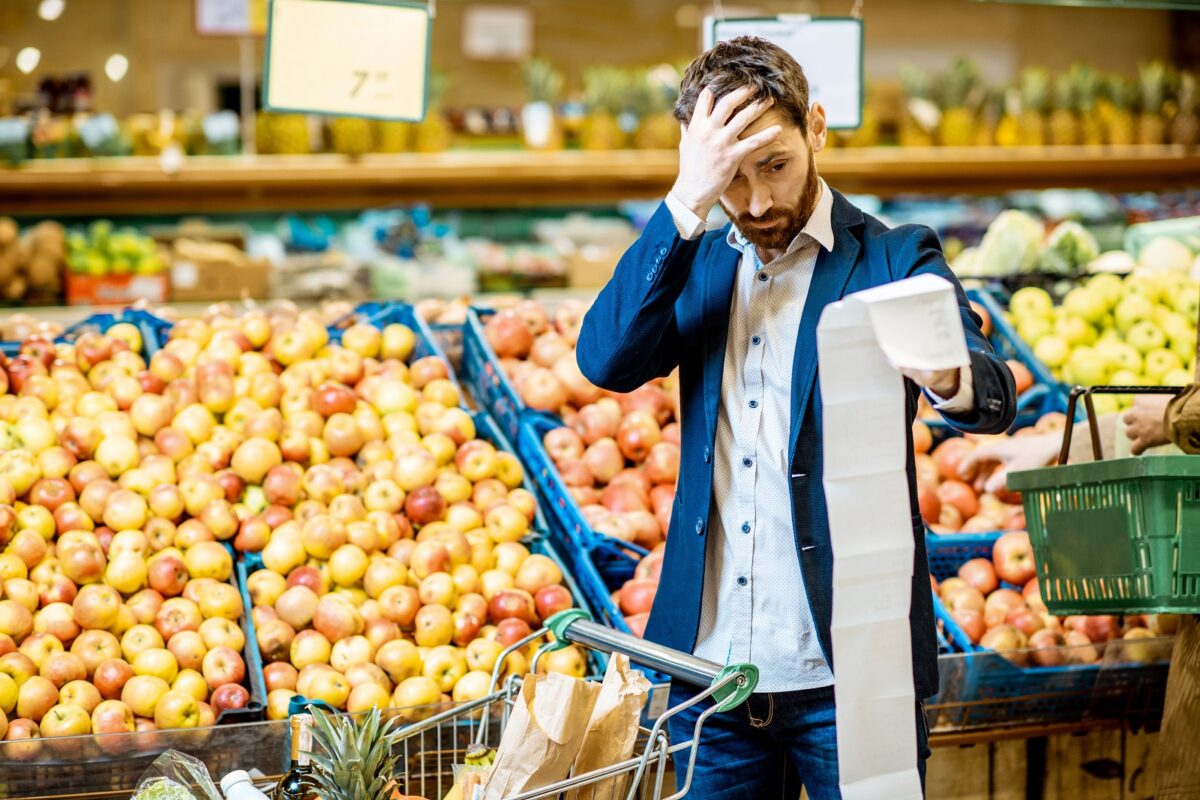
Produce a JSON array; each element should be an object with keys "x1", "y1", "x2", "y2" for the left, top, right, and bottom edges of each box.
[{"x1": 666, "y1": 684, "x2": 932, "y2": 800}]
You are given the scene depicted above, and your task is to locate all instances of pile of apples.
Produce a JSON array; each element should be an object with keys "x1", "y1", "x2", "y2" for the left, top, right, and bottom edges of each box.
[
  {"x1": 0, "y1": 325, "x2": 255, "y2": 754},
  {"x1": 935, "y1": 531, "x2": 1177, "y2": 665},
  {"x1": 911, "y1": 416, "x2": 1062, "y2": 535}
]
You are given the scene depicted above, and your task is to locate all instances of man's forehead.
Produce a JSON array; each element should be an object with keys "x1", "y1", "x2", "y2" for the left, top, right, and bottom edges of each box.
[{"x1": 737, "y1": 108, "x2": 801, "y2": 140}]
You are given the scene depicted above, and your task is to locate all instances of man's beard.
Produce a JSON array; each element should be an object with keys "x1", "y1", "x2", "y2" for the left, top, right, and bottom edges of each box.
[{"x1": 723, "y1": 151, "x2": 821, "y2": 253}]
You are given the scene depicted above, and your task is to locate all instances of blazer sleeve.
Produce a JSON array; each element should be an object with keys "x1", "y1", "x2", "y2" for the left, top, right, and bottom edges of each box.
[
  {"x1": 576, "y1": 201, "x2": 705, "y2": 393},
  {"x1": 898, "y1": 225, "x2": 1017, "y2": 434}
]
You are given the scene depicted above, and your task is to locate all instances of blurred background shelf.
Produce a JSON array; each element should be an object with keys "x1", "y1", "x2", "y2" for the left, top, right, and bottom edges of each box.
[{"x1": 4, "y1": 145, "x2": 1200, "y2": 215}]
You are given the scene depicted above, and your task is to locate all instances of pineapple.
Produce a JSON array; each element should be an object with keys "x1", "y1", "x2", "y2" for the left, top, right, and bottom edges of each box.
[
  {"x1": 521, "y1": 57, "x2": 565, "y2": 150},
  {"x1": 329, "y1": 116, "x2": 375, "y2": 157},
  {"x1": 1048, "y1": 72, "x2": 1079, "y2": 146},
  {"x1": 375, "y1": 121, "x2": 412, "y2": 153},
  {"x1": 413, "y1": 70, "x2": 451, "y2": 153},
  {"x1": 581, "y1": 67, "x2": 629, "y2": 151},
  {"x1": 634, "y1": 63, "x2": 683, "y2": 150},
  {"x1": 899, "y1": 65, "x2": 938, "y2": 148},
  {"x1": 307, "y1": 707, "x2": 406, "y2": 800},
  {"x1": 1074, "y1": 64, "x2": 1105, "y2": 146},
  {"x1": 1136, "y1": 61, "x2": 1170, "y2": 145},
  {"x1": 845, "y1": 91, "x2": 881, "y2": 148},
  {"x1": 995, "y1": 87, "x2": 1021, "y2": 148},
  {"x1": 1017, "y1": 68, "x2": 1049, "y2": 147},
  {"x1": 936, "y1": 58, "x2": 980, "y2": 147},
  {"x1": 1101, "y1": 75, "x2": 1137, "y2": 145},
  {"x1": 1170, "y1": 70, "x2": 1200, "y2": 146}
]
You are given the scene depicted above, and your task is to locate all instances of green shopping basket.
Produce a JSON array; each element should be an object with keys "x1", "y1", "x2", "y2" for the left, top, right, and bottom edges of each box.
[{"x1": 1007, "y1": 385, "x2": 1200, "y2": 616}]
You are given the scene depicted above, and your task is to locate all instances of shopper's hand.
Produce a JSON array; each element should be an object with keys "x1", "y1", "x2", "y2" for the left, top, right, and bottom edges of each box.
[
  {"x1": 900, "y1": 367, "x2": 961, "y2": 399},
  {"x1": 958, "y1": 433, "x2": 1061, "y2": 494},
  {"x1": 671, "y1": 86, "x2": 782, "y2": 219},
  {"x1": 1123, "y1": 394, "x2": 1172, "y2": 455}
]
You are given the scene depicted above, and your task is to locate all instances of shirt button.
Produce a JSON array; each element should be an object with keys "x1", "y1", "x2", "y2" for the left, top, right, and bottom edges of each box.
[
  {"x1": 748, "y1": 399, "x2": 758, "y2": 409},
  {"x1": 757, "y1": 273, "x2": 768, "y2": 282},
  {"x1": 751, "y1": 336, "x2": 761, "y2": 345},
  {"x1": 737, "y1": 576, "x2": 748, "y2": 587},
  {"x1": 741, "y1": 521, "x2": 751, "y2": 534},
  {"x1": 742, "y1": 457, "x2": 752, "y2": 468},
  {"x1": 695, "y1": 517, "x2": 704, "y2": 535}
]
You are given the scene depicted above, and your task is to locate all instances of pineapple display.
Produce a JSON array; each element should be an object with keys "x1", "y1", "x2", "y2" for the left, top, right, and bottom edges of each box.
[
  {"x1": 899, "y1": 65, "x2": 938, "y2": 148},
  {"x1": 634, "y1": 63, "x2": 683, "y2": 150},
  {"x1": 1170, "y1": 70, "x2": 1200, "y2": 146},
  {"x1": 1016, "y1": 68, "x2": 1049, "y2": 147},
  {"x1": 1074, "y1": 64, "x2": 1105, "y2": 146},
  {"x1": 520, "y1": 57, "x2": 565, "y2": 150},
  {"x1": 936, "y1": 58, "x2": 981, "y2": 147},
  {"x1": 844, "y1": 85, "x2": 881, "y2": 148},
  {"x1": 375, "y1": 120, "x2": 413, "y2": 153},
  {"x1": 581, "y1": 67, "x2": 629, "y2": 151},
  {"x1": 1048, "y1": 71, "x2": 1079, "y2": 146},
  {"x1": 973, "y1": 88, "x2": 1002, "y2": 147},
  {"x1": 1101, "y1": 75, "x2": 1137, "y2": 145},
  {"x1": 256, "y1": 112, "x2": 312, "y2": 155},
  {"x1": 307, "y1": 707, "x2": 406, "y2": 800},
  {"x1": 1136, "y1": 61, "x2": 1170, "y2": 145},
  {"x1": 413, "y1": 70, "x2": 451, "y2": 153}
]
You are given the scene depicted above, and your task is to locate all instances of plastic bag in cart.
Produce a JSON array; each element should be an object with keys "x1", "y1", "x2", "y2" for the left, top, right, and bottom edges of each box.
[{"x1": 130, "y1": 750, "x2": 223, "y2": 800}]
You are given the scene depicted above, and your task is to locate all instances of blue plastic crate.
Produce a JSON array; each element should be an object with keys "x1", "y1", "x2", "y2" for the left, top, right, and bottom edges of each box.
[
  {"x1": 967, "y1": 288, "x2": 1069, "y2": 415},
  {"x1": 926, "y1": 532, "x2": 1169, "y2": 731},
  {"x1": 0, "y1": 308, "x2": 173, "y2": 359},
  {"x1": 429, "y1": 320, "x2": 465, "y2": 373},
  {"x1": 461, "y1": 307, "x2": 529, "y2": 445}
]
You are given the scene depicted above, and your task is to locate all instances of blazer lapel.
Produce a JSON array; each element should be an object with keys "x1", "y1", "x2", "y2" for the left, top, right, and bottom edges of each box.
[
  {"x1": 702, "y1": 232, "x2": 740, "y2": 444},
  {"x1": 789, "y1": 192, "x2": 864, "y2": 455}
]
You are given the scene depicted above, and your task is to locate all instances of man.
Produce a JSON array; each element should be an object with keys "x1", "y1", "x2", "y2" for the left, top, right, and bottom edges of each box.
[{"x1": 575, "y1": 37, "x2": 1016, "y2": 799}]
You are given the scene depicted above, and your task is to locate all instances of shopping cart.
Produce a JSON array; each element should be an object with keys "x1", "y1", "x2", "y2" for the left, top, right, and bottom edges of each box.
[{"x1": 391, "y1": 609, "x2": 759, "y2": 800}]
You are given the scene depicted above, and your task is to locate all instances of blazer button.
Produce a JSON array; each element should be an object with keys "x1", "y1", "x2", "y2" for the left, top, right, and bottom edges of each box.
[
  {"x1": 645, "y1": 271, "x2": 655, "y2": 282},
  {"x1": 695, "y1": 517, "x2": 704, "y2": 535}
]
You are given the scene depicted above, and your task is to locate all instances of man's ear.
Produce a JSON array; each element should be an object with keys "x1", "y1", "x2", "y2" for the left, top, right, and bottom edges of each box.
[{"x1": 809, "y1": 102, "x2": 828, "y2": 153}]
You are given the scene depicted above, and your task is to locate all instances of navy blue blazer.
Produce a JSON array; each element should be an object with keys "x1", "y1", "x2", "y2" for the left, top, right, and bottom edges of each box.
[{"x1": 576, "y1": 190, "x2": 1017, "y2": 699}]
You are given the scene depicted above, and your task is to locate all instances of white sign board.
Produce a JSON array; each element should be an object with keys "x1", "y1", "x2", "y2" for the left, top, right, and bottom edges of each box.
[
  {"x1": 196, "y1": 0, "x2": 267, "y2": 36},
  {"x1": 705, "y1": 16, "x2": 863, "y2": 130},
  {"x1": 264, "y1": 0, "x2": 430, "y2": 121},
  {"x1": 462, "y1": 5, "x2": 533, "y2": 61}
]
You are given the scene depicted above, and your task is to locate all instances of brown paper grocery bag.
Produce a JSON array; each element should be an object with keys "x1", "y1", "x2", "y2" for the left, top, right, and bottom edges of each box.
[
  {"x1": 567, "y1": 654, "x2": 652, "y2": 800},
  {"x1": 482, "y1": 671, "x2": 601, "y2": 800}
]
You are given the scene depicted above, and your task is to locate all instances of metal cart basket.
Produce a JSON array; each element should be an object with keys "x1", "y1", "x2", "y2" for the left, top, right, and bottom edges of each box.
[{"x1": 392, "y1": 609, "x2": 759, "y2": 800}]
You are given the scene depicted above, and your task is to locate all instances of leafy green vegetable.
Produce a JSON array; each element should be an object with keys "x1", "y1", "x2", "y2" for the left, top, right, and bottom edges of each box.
[
  {"x1": 1039, "y1": 221, "x2": 1100, "y2": 275},
  {"x1": 972, "y1": 210, "x2": 1044, "y2": 277},
  {"x1": 131, "y1": 778, "x2": 196, "y2": 800}
]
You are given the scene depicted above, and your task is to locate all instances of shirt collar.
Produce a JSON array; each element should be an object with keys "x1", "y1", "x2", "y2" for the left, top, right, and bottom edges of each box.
[{"x1": 726, "y1": 178, "x2": 836, "y2": 258}]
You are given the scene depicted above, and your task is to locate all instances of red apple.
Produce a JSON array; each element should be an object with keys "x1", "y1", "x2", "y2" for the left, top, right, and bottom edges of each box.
[{"x1": 992, "y1": 531, "x2": 1036, "y2": 585}]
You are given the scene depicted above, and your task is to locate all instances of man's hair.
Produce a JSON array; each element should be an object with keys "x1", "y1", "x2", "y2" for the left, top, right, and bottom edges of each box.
[{"x1": 674, "y1": 36, "x2": 810, "y2": 132}]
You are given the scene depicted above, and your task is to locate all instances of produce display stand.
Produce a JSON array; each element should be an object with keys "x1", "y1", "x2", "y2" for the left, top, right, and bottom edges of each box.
[
  {"x1": 462, "y1": 306, "x2": 529, "y2": 445},
  {"x1": 4, "y1": 146, "x2": 1200, "y2": 215}
]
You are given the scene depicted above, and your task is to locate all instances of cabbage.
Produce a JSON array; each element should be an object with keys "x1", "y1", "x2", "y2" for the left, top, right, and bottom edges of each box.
[
  {"x1": 1087, "y1": 250, "x2": 1137, "y2": 275},
  {"x1": 951, "y1": 246, "x2": 980, "y2": 277},
  {"x1": 1139, "y1": 236, "x2": 1194, "y2": 273},
  {"x1": 973, "y1": 210, "x2": 1044, "y2": 277},
  {"x1": 1038, "y1": 221, "x2": 1100, "y2": 276}
]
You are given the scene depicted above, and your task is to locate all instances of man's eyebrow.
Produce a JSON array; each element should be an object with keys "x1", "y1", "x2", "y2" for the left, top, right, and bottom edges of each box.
[{"x1": 755, "y1": 151, "x2": 787, "y2": 168}]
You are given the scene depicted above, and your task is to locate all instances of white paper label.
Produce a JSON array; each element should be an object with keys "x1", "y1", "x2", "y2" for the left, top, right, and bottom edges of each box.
[
  {"x1": 265, "y1": 0, "x2": 429, "y2": 121},
  {"x1": 196, "y1": 0, "x2": 251, "y2": 35},
  {"x1": 462, "y1": 5, "x2": 533, "y2": 61},
  {"x1": 173, "y1": 261, "x2": 199, "y2": 289}
]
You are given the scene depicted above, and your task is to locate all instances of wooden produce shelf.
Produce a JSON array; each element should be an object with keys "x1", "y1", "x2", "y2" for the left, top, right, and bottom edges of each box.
[{"x1": 1, "y1": 145, "x2": 1198, "y2": 215}]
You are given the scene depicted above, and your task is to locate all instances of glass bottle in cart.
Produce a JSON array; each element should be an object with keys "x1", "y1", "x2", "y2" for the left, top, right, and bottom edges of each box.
[
  {"x1": 274, "y1": 713, "x2": 317, "y2": 800},
  {"x1": 220, "y1": 771, "x2": 271, "y2": 800}
]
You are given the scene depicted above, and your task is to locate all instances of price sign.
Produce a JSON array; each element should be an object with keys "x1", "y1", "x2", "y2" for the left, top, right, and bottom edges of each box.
[
  {"x1": 263, "y1": 0, "x2": 430, "y2": 122},
  {"x1": 705, "y1": 15, "x2": 864, "y2": 130}
]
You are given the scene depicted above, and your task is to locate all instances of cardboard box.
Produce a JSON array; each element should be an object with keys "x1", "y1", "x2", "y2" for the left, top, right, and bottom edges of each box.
[
  {"x1": 66, "y1": 273, "x2": 170, "y2": 306},
  {"x1": 566, "y1": 244, "x2": 627, "y2": 288},
  {"x1": 170, "y1": 257, "x2": 272, "y2": 302}
]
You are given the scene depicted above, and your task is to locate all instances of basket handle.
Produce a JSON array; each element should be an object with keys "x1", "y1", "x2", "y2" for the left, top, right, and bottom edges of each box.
[
  {"x1": 1058, "y1": 385, "x2": 1185, "y2": 465},
  {"x1": 546, "y1": 610, "x2": 758, "y2": 711}
]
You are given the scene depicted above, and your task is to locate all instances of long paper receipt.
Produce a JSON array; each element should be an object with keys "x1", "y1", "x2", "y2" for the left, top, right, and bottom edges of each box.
[{"x1": 817, "y1": 274, "x2": 969, "y2": 800}]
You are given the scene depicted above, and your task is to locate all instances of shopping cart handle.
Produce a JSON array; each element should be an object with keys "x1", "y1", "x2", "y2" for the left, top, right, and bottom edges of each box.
[{"x1": 546, "y1": 610, "x2": 759, "y2": 711}]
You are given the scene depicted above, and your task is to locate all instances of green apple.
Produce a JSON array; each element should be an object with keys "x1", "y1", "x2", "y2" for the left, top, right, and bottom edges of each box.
[
  {"x1": 1054, "y1": 316, "x2": 1098, "y2": 347},
  {"x1": 1171, "y1": 330, "x2": 1197, "y2": 363},
  {"x1": 1169, "y1": 285, "x2": 1199, "y2": 320},
  {"x1": 1017, "y1": 317, "x2": 1054, "y2": 345},
  {"x1": 1010, "y1": 287, "x2": 1055, "y2": 321},
  {"x1": 1144, "y1": 349, "x2": 1183, "y2": 382},
  {"x1": 1123, "y1": 275, "x2": 1162, "y2": 304},
  {"x1": 1034, "y1": 336, "x2": 1071, "y2": 368},
  {"x1": 1092, "y1": 395, "x2": 1122, "y2": 415},
  {"x1": 1109, "y1": 369, "x2": 1143, "y2": 386},
  {"x1": 1095, "y1": 340, "x2": 1143, "y2": 374},
  {"x1": 1114, "y1": 295, "x2": 1155, "y2": 333},
  {"x1": 1063, "y1": 347, "x2": 1109, "y2": 386},
  {"x1": 1087, "y1": 273, "x2": 1125, "y2": 309},
  {"x1": 1164, "y1": 368, "x2": 1195, "y2": 386},
  {"x1": 1127, "y1": 321, "x2": 1168, "y2": 355},
  {"x1": 1063, "y1": 288, "x2": 1109, "y2": 325}
]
